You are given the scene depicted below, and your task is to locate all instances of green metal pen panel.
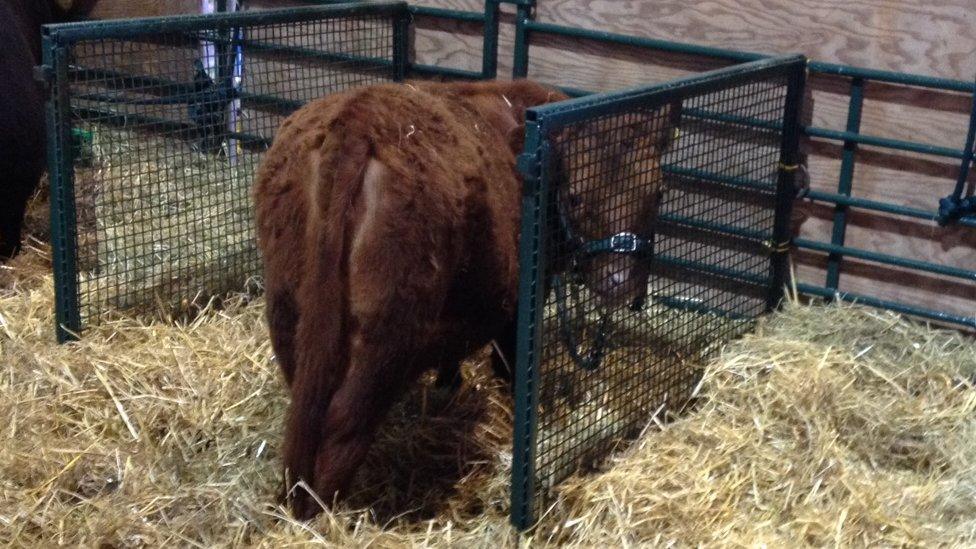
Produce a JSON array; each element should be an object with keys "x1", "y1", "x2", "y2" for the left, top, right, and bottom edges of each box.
[
  {"x1": 512, "y1": 55, "x2": 807, "y2": 529},
  {"x1": 42, "y1": 3, "x2": 411, "y2": 341}
]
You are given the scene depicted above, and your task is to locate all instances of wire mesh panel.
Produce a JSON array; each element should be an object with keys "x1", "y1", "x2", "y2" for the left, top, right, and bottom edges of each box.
[
  {"x1": 512, "y1": 55, "x2": 806, "y2": 528},
  {"x1": 43, "y1": 3, "x2": 409, "y2": 340}
]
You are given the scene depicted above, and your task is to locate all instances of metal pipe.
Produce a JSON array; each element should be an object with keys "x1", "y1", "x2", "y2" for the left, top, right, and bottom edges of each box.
[
  {"x1": 796, "y1": 238, "x2": 976, "y2": 281},
  {"x1": 512, "y1": 2, "x2": 532, "y2": 78},
  {"x1": 44, "y1": 37, "x2": 83, "y2": 343},
  {"x1": 481, "y1": 0, "x2": 500, "y2": 78},
  {"x1": 409, "y1": 63, "x2": 483, "y2": 80},
  {"x1": 797, "y1": 283, "x2": 976, "y2": 329},
  {"x1": 825, "y1": 78, "x2": 865, "y2": 291},
  {"x1": 511, "y1": 118, "x2": 545, "y2": 531},
  {"x1": 805, "y1": 190, "x2": 976, "y2": 228},
  {"x1": 769, "y1": 61, "x2": 807, "y2": 309},
  {"x1": 805, "y1": 126, "x2": 964, "y2": 159},
  {"x1": 393, "y1": 8, "x2": 409, "y2": 81},
  {"x1": 409, "y1": 5, "x2": 485, "y2": 23}
]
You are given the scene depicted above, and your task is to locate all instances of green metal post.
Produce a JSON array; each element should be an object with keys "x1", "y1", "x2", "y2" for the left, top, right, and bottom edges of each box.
[
  {"x1": 481, "y1": 0, "x2": 500, "y2": 79},
  {"x1": 768, "y1": 61, "x2": 807, "y2": 310},
  {"x1": 511, "y1": 118, "x2": 547, "y2": 530},
  {"x1": 512, "y1": 1, "x2": 534, "y2": 78},
  {"x1": 43, "y1": 33, "x2": 82, "y2": 342},
  {"x1": 825, "y1": 78, "x2": 865, "y2": 291},
  {"x1": 393, "y1": 7, "x2": 410, "y2": 81}
]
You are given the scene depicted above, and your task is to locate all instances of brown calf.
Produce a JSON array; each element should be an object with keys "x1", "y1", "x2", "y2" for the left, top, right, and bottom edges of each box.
[{"x1": 253, "y1": 79, "x2": 679, "y2": 518}]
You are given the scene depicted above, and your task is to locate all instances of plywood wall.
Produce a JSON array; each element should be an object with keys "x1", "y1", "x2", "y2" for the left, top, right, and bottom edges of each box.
[{"x1": 409, "y1": 0, "x2": 976, "y2": 324}]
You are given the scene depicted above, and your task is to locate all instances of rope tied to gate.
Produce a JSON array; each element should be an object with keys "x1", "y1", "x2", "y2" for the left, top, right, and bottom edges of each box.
[
  {"x1": 552, "y1": 274, "x2": 612, "y2": 371},
  {"x1": 765, "y1": 239, "x2": 793, "y2": 254}
]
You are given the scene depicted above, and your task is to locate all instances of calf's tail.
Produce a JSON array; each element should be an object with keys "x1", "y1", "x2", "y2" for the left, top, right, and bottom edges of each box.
[{"x1": 281, "y1": 121, "x2": 372, "y2": 514}]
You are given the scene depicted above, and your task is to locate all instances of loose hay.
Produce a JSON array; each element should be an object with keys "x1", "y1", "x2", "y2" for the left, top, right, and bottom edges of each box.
[{"x1": 2, "y1": 245, "x2": 975, "y2": 547}]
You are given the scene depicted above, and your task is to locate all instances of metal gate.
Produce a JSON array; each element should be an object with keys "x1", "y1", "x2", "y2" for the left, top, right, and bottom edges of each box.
[
  {"x1": 41, "y1": 3, "x2": 410, "y2": 341},
  {"x1": 511, "y1": 55, "x2": 807, "y2": 528}
]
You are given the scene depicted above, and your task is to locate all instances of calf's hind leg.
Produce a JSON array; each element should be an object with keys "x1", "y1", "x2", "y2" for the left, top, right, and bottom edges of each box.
[{"x1": 293, "y1": 335, "x2": 420, "y2": 519}]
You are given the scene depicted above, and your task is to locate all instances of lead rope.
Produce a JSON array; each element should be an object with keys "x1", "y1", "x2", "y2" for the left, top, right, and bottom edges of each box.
[{"x1": 552, "y1": 273, "x2": 612, "y2": 371}]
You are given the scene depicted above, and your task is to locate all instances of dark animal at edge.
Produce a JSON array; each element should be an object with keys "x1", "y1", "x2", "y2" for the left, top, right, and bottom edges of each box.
[
  {"x1": 253, "y1": 79, "x2": 680, "y2": 519},
  {"x1": 0, "y1": 0, "x2": 104, "y2": 261}
]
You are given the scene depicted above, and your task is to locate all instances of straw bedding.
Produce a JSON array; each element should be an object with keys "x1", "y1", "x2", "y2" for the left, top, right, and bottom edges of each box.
[{"x1": 2, "y1": 243, "x2": 975, "y2": 547}]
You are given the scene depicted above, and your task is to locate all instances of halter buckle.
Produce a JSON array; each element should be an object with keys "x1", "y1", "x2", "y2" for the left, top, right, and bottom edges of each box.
[{"x1": 609, "y1": 232, "x2": 640, "y2": 253}]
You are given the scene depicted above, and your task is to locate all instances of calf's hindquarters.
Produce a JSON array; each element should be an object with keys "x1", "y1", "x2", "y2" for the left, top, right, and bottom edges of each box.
[{"x1": 255, "y1": 80, "x2": 567, "y2": 518}]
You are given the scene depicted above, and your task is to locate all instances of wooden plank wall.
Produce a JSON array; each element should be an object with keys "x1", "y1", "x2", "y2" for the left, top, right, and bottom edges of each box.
[
  {"x1": 84, "y1": 0, "x2": 976, "y2": 324},
  {"x1": 410, "y1": 0, "x2": 976, "y2": 325}
]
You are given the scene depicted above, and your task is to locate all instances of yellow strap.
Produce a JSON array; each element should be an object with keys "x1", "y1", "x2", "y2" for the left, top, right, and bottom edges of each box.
[
  {"x1": 779, "y1": 162, "x2": 800, "y2": 172},
  {"x1": 765, "y1": 240, "x2": 792, "y2": 253}
]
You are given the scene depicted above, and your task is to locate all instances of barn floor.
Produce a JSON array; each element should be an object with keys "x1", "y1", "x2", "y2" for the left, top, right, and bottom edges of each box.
[{"x1": 1, "y1": 242, "x2": 975, "y2": 547}]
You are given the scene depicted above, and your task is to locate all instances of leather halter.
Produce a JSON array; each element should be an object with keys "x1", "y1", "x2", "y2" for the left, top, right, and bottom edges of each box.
[{"x1": 550, "y1": 188, "x2": 658, "y2": 371}]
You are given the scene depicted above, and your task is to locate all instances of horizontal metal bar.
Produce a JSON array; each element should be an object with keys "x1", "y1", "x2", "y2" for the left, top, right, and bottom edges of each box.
[
  {"x1": 659, "y1": 211, "x2": 770, "y2": 242},
  {"x1": 240, "y1": 91, "x2": 302, "y2": 115},
  {"x1": 408, "y1": 63, "x2": 484, "y2": 80},
  {"x1": 43, "y1": 2, "x2": 407, "y2": 42},
  {"x1": 683, "y1": 106, "x2": 965, "y2": 159},
  {"x1": 795, "y1": 238, "x2": 976, "y2": 281},
  {"x1": 655, "y1": 253, "x2": 768, "y2": 287},
  {"x1": 683, "y1": 107, "x2": 781, "y2": 130},
  {"x1": 657, "y1": 217, "x2": 768, "y2": 255},
  {"x1": 528, "y1": 55, "x2": 805, "y2": 128},
  {"x1": 69, "y1": 66, "x2": 190, "y2": 95},
  {"x1": 523, "y1": 19, "x2": 974, "y2": 94},
  {"x1": 807, "y1": 61, "x2": 975, "y2": 93},
  {"x1": 235, "y1": 39, "x2": 395, "y2": 72},
  {"x1": 70, "y1": 66, "x2": 305, "y2": 116},
  {"x1": 409, "y1": 5, "x2": 486, "y2": 23},
  {"x1": 652, "y1": 294, "x2": 754, "y2": 321},
  {"x1": 805, "y1": 126, "x2": 964, "y2": 159},
  {"x1": 797, "y1": 283, "x2": 976, "y2": 329},
  {"x1": 665, "y1": 165, "x2": 776, "y2": 194},
  {"x1": 72, "y1": 106, "x2": 272, "y2": 149},
  {"x1": 805, "y1": 190, "x2": 976, "y2": 228}
]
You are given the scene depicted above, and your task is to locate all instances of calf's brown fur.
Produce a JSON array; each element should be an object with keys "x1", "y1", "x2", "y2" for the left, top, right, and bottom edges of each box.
[{"x1": 254, "y1": 79, "x2": 678, "y2": 519}]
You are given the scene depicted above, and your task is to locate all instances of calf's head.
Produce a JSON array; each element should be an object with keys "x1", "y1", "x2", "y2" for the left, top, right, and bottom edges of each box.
[{"x1": 553, "y1": 102, "x2": 682, "y2": 307}]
